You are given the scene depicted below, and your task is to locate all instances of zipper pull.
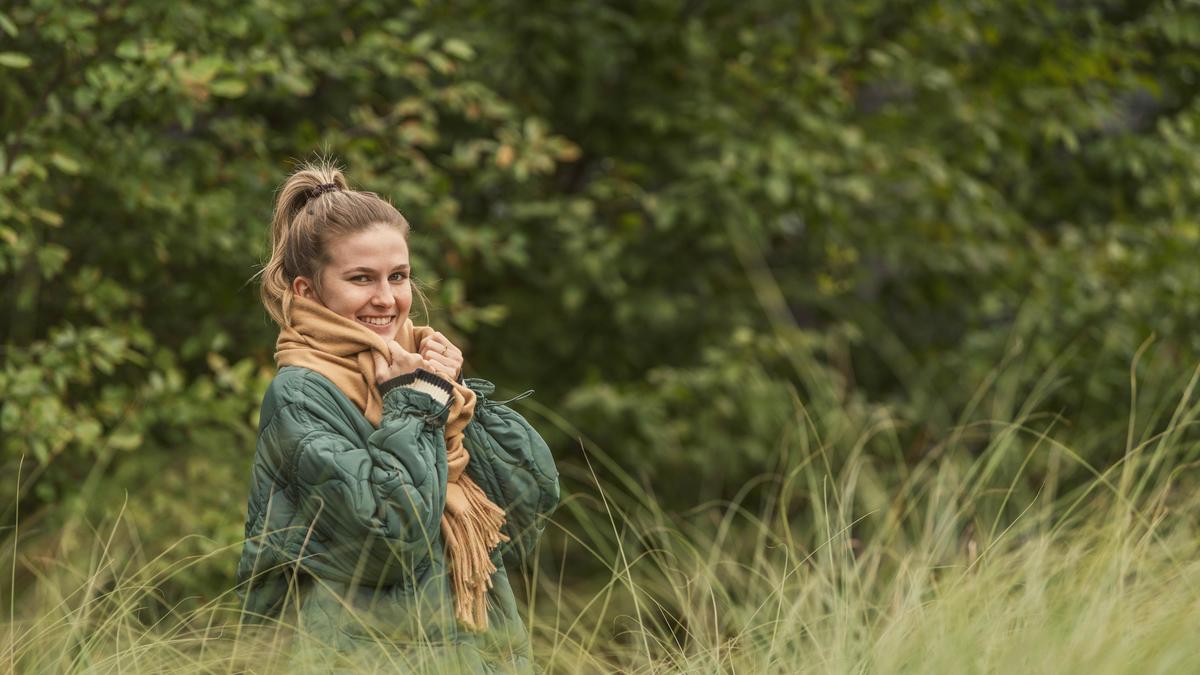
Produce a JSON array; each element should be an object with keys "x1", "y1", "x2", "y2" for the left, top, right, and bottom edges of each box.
[{"x1": 491, "y1": 389, "x2": 534, "y2": 406}]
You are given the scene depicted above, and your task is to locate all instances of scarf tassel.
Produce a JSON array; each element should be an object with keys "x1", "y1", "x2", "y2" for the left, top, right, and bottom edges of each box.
[{"x1": 442, "y1": 477, "x2": 510, "y2": 631}]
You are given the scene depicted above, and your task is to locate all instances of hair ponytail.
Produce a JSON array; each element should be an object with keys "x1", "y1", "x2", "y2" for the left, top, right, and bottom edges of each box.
[{"x1": 254, "y1": 160, "x2": 409, "y2": 328}]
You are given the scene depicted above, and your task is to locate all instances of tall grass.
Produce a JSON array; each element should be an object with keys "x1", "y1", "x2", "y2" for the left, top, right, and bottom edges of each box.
[{"x1": 3, "y1": 360, "x2": 1198, "y2": 674}]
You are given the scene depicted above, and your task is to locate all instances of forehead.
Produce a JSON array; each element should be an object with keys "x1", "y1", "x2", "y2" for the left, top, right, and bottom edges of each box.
[{"x1": 327, "y1": 224, "x2": 409, "y2": 268}]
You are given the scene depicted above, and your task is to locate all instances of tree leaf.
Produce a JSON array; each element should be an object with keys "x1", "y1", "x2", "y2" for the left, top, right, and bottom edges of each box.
[
  {"x1": 0, "y1": 52, "x2": 31, "y2": 69},
  {"x1": 443, "y1": 38, "x2": 474, "y2": 60},
  {"x1": 0, "y1": 12, "x2": 17, "y2": 37},
  {"x1": 210, "y1": 78, "x2": 247, "y2": 98},
  {"x1": 32, "y1": 208, "x2": 63, "y2": 227},
  {"x1": 50, "y1": 152, "x2": 82, "y2": 175}
]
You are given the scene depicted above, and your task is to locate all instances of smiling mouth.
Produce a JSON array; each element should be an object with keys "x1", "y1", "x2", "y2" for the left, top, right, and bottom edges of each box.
[{"x1": 358, "y1": 316, "x2": 395, "y2": 327}]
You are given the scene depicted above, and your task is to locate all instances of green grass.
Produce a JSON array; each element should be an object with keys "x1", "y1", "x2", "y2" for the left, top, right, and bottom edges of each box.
[{"x1": 4, "y1": 374, "x2": 1200, "y2": 673}]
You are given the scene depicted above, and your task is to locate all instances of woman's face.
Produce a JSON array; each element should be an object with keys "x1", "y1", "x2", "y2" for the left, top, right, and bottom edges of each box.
[{"x1": 292, "y1": 223, "x2": 412, "y2": 342}]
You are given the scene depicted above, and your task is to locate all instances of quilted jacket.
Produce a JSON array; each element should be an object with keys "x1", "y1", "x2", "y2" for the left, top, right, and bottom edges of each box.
[{"x1": 234, "y1": 365, "x2": 560, "y2": 671}]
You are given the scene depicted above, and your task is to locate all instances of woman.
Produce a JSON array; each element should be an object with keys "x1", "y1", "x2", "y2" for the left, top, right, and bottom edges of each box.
[{"x1": 234, "y1": 163, "x2": 560, "y2": 672}]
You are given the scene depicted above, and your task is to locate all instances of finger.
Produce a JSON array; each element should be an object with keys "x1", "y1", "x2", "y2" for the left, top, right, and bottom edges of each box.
[
  {"x1": 434, "y1": 351, "x2": 462, "y2": 372},
  {"x1": 427, "y1": 348, "x2": 453, "y2": 369},
  {"x1": 434, "y1": 333, "x2": 460, "y2": 354},
  {"x1": 373, "y1": 351, "x2": 389, "y2": 379},
  {"x1": 424, "y1": 351, "x2": 455, "y2": 371},
  {"x1": 430, "y1": 357, "x2": 461, "y2": 382},
  {"x1": 388, "y1": 341, "x2": 406, "y2": 362},
  {"x1": 425, "y1": 342, "x2": 458, "y2": 361},
  {"x1": 430, "y1": 337, "x2": 459, "y2": 358},
  {"x1": 421, "y1": 335, "x2": 448, "y2": 354}
]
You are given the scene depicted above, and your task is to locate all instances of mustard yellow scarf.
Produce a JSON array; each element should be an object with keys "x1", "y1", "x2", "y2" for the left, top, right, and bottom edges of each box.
[{"x1": 275, "y1": 293, "x2": 508, "y2": 631}]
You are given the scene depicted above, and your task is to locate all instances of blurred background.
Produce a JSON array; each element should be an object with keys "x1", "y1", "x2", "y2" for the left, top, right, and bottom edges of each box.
[{"x1": 3, "y1": 1, "x2": 1200, "y2": 668}]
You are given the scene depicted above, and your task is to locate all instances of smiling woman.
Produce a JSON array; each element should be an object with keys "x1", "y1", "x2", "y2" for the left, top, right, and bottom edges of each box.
[
  {"x1": 237, "y1": 162, "x2": 560, "y2": 671},
  {"x1": 292, "y1": 226, "x2": 412, "y2": 341}
]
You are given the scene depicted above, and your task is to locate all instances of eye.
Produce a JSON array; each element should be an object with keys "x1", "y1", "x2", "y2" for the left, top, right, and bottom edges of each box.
[
  {"x1": 351, "y1": 275, "x2": 370, "y2": 282},
  {"x1": 389, "y1": 272, "x2": 410, "y2": 282}
]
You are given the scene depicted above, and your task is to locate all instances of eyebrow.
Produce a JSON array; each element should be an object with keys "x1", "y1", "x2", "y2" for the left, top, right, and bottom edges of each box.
[{"x1": 344, "y1": 264, "x2": 410, "y2": 274}]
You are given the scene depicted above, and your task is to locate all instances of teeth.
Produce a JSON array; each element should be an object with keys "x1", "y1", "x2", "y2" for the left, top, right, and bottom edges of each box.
[{"x1": 359, "y1": 317, "x2": 393, "y2": 326}]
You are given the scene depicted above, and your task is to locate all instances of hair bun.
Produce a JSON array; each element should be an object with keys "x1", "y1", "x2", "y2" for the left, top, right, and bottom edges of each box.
[{"x1": 310, "y1": 182, "x2": 340, "y2": 198}]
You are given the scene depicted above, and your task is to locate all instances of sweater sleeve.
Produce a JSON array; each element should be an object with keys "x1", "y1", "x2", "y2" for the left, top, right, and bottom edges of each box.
[
  {"x1": 285, "y1": 375, "x2": 454, "y2": 585},
  {"x1": 461, "y1": 378, "x2": 561, "y2": 569}
]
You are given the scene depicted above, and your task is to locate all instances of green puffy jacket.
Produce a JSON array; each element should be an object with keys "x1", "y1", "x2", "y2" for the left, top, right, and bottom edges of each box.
[{"x1": 235, "y1": 366, "x2": 560, "y2": 672}]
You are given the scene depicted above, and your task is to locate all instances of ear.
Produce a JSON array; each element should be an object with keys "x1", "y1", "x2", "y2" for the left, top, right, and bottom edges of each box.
[{"x1": 292, "y1": 276, "x2": 316, "y2": 299}]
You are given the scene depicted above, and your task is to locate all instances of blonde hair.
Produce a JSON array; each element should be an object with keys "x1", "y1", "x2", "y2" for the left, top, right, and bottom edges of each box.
[{"x1": 257, "y1": 161, "x2": 412, "y2": 327}]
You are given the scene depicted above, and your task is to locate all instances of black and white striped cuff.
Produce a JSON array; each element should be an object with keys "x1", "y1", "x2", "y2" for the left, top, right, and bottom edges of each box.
[{"x1": 378, "y1": 369, "x2": 453, "y2": 406}]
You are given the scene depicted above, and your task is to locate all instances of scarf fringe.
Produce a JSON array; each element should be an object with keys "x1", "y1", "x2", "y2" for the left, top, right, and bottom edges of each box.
[{"x1": 442, "y1": 477, "x2": 510, "y2": 631}]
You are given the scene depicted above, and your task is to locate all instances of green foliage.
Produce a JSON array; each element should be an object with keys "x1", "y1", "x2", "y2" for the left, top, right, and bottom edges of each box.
[
  {"x1": 441, "y1": 0, "x2": 1200, "y2": 486},
  {"x1": 4, "y1": 0, "x2": 1200, "y2": 606}
]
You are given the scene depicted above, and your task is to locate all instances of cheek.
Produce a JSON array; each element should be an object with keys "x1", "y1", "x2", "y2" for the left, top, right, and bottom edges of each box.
[
  {"x1": 316, "y1": 274, "x2": 360, "y2": 314},
  {"x1": 396, "y1": 283, "x2": 413, "y2": 308},
  {"x1": 331, "y1": 285, "x2": 367, "y2": 312}
]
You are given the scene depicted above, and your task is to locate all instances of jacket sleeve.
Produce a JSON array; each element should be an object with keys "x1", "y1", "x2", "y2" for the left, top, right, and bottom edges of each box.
[
  {"x1": 461, "y1": 377, "x2": 561, "y2": 569},
  {"x1": 286, "y1": 374, "x2": 454, "y2": 586}
]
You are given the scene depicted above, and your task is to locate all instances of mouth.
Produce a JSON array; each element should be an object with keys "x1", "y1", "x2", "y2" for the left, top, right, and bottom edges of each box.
[{"x1": 357, "y1": 315, "x2": 395, "y2": 329}]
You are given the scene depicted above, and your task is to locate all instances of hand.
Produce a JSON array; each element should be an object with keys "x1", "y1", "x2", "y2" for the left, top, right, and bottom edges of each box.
[
  {"x1": 372, "y1": 340, "x2": 431, "y2": 385},
  {"x1": 419, "y1": 331, "x2": 463, "y2": 382}
]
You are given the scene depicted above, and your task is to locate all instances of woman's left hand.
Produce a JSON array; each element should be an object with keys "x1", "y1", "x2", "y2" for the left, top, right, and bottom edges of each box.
[{"x1": 419, "y1": 331, "x2": 463, "y2": 382}]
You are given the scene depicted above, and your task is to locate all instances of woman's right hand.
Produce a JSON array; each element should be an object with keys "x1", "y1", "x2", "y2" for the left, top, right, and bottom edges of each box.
[{"x1": 372, "y1": 340, "x2": 430, "y2": 384}]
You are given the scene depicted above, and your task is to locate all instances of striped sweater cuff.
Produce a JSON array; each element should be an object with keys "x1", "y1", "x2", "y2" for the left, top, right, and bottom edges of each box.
[{"x1": 378, "y1": 369, "x2": 453, "y2": 406}]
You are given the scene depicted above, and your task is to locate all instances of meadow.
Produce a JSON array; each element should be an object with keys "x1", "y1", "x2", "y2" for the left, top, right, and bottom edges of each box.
[{"x1": 5, "y1": 347, "x2": 1198, "y2": 673}]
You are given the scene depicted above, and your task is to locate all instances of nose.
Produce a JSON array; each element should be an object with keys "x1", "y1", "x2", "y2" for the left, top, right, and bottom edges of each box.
[{"x1": 370, "y1": 280, "x2": 395, "y2": 309}]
